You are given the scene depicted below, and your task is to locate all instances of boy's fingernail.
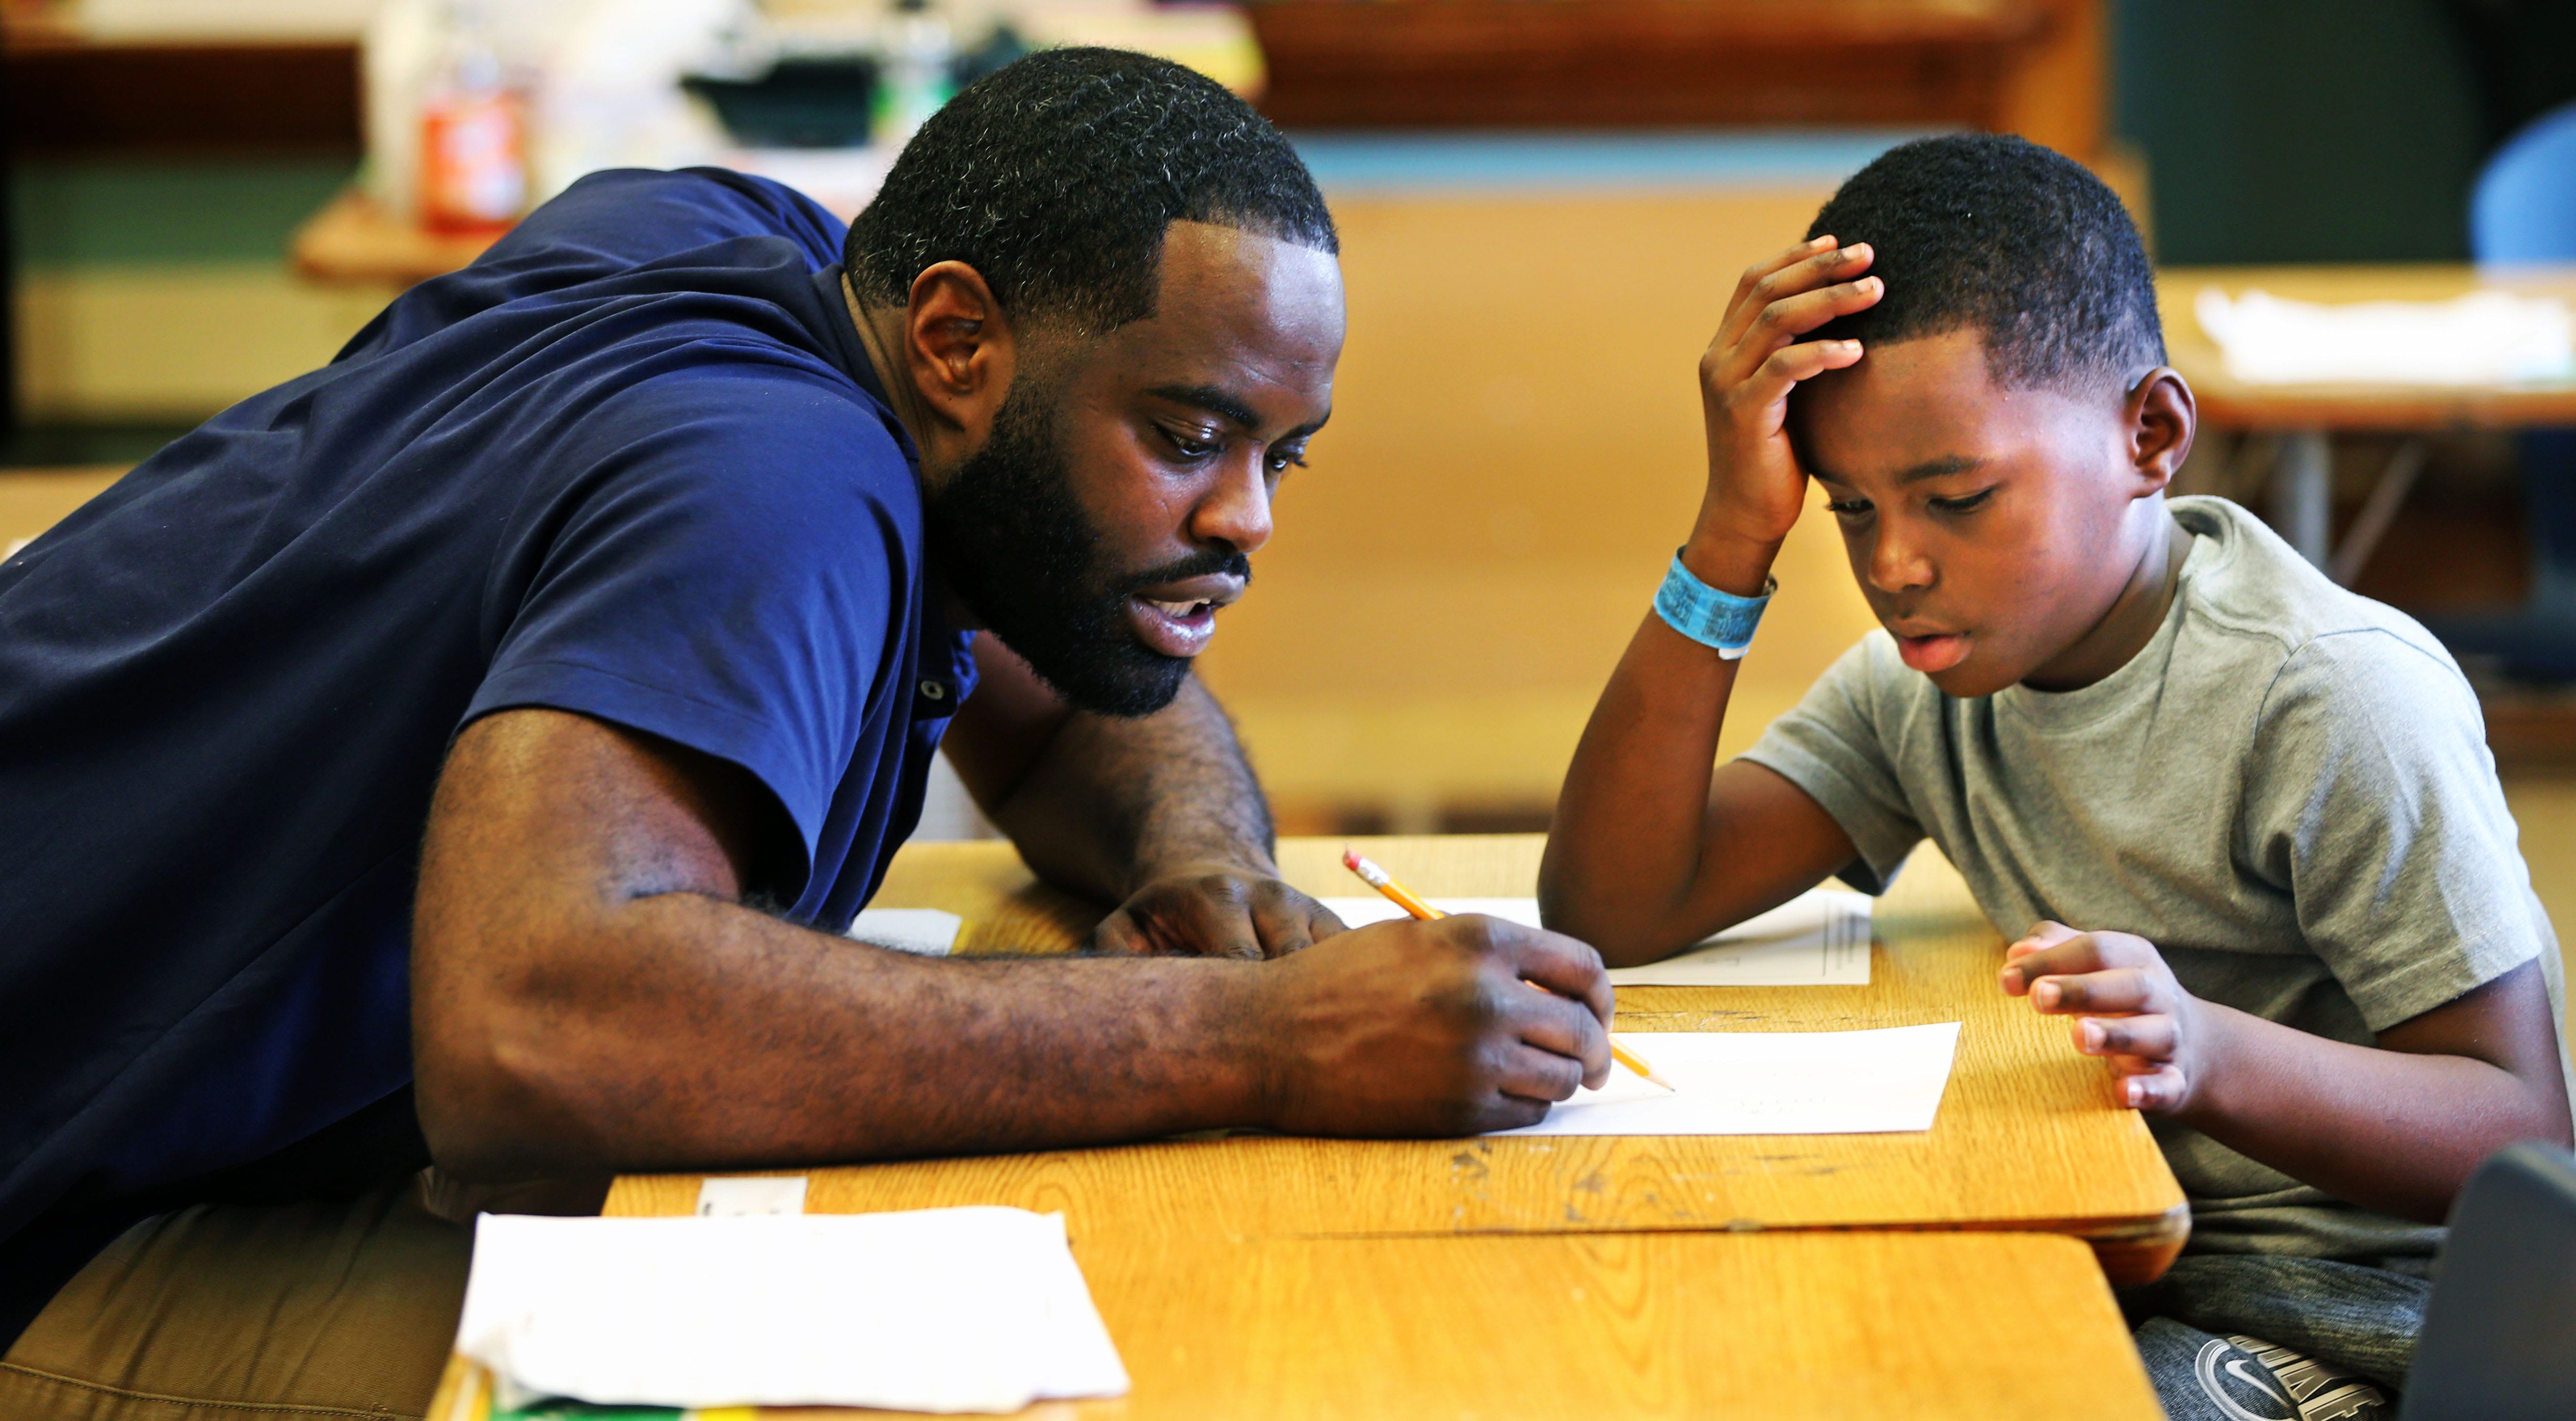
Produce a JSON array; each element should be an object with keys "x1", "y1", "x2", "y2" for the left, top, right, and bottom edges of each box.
[
  {"x1": 2079, "y1": 1020, "x2": 2104, "y2": 1050},
  {"x1": 2034, "y1": 982, "x2": 2059, "y2": 1008},
  {"x1": 1858, "y1": 277, "x2": 1882, "y2": 293}
]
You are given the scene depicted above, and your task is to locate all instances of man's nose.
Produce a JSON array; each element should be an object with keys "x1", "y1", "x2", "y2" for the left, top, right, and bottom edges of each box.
[
  {"x1": 1867, "y1": 520, "x2": 1935, "y2": 594},
  {"x1": 1191, "y1": 452, "x2": 1274, "y2": 555}
]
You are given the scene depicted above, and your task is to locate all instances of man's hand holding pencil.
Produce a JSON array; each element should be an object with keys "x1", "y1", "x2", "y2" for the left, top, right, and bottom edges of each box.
[{"x1": 1250, "y1": 903, "x2": 1618, "y2": 1137}]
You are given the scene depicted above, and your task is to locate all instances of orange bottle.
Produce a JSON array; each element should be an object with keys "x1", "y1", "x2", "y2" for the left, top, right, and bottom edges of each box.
[{"x1": 418, "y1": 7, "x2": 525, "y2": 233}]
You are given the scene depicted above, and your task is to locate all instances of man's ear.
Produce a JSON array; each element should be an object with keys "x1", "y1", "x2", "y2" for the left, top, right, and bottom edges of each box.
[
  {"x1": 902, "y1": 260, "x2": 1016, "y2": 442},
  {"x1": 2124, "y1": 366, "x2": 2195, "y2": 498}
]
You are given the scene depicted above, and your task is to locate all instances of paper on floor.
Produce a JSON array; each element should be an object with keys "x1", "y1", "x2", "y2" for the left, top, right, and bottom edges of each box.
[
  {"x1": 1317, "y1": 886, "x2": 1872, "y2": 986},
  {"x1": 2197, "y1": 287, "x2": 2575, "y2": 385},
  {"x1": 847, "y1": 907, "x2": 963, "y2": 956},
  {"x1": 455, "y1": 1208, "x2": 1129, "y2": 1414},
  {"x1": 1488, "y1": 1023, "x2": 1961, "y2": 1137}
]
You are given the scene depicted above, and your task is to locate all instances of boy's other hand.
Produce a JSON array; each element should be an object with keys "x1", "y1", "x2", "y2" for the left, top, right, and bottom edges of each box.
[
  {"x1": 2001, "y1": 921, "x2": 2209, "y2": 1115},
  {"x1": 1689, "y1": 235, "x2": 1883, "y2": 583}
]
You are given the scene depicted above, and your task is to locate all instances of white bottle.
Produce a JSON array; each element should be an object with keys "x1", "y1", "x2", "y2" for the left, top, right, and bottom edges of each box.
[{"x1": 875, "y1": 0, "x2": 954, "y2": 152}]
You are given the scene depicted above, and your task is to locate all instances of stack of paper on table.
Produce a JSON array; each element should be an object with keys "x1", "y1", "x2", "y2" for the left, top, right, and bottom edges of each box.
[
  {"x1": 2196, "y1": 287, "x2": 2576, "y2": 385},
  {"x1": 1318, "y1": 886, "x2": 1872, "y2": 986},
  {"x1": 1491, "y1": 1023, "x2": 1962, "y2": 1137},
  {"x1": 454, "y1": 1208, "x2": 1128, "y2": 1414},
  {"x1": 846, "y1": 907, "x2": 964, "y2": 956}
]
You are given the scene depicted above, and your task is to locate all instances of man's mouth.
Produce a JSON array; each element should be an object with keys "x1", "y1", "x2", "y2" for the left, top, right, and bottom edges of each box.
[
  {"x1": 1123, "y1": 574, "x2": 1244, "y2": 659},
  {"x1": 1892, "y1": 625, "x2": 1971, "y2": 674}
]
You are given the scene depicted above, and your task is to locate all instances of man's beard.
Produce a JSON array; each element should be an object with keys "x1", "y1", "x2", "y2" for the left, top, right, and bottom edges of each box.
[{"x1": 924, "y1": 383, "x2": 1249, "y2": 718}]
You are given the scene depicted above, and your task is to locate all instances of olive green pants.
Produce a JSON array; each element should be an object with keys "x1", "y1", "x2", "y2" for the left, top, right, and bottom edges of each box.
[{"x1": 0, "y1": 1179, "x2": 475, "y2": 1421}]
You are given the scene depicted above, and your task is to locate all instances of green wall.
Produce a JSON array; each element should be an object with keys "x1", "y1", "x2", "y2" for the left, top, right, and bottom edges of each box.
[
  {"x1": 2114, "y1": 0, "x2": 2490, "y2": 264},
  {"x1": 11, "y1": 159, "x2": 357, "y2": 272}
]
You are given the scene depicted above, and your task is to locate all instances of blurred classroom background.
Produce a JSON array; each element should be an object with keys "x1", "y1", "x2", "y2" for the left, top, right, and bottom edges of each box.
[{"x1": 7, "y1": 0, "x2": 2576, "y2": 934}]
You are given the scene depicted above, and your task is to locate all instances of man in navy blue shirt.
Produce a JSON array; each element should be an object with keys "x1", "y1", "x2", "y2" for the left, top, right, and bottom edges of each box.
[{"x1": 0, "y1": 49, "x2": 1614, "y2": 1414}]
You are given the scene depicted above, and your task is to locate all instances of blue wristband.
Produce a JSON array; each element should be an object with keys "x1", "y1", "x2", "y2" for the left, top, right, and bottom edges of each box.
[{"x1": 1653, "y1": 550, "x2": 1775, "y2": 659}]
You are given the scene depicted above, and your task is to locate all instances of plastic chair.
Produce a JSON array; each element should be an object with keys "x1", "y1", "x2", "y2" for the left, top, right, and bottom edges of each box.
[
  {"x1": 2472, "y1": 100, "x2": 2576, "y2": 263},
  {"x1": 2398, "y1": 1141, "x2": 2576, "y2": 1419}
]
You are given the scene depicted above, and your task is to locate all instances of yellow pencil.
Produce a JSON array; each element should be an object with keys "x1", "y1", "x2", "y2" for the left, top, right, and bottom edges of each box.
[{"x1": 1342, "y1": 848, "x2": 1675, "y2": 1092}]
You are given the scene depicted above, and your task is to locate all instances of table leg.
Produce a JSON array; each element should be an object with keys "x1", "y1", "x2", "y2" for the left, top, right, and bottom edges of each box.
[{"x1": 2271, "y1": 429, "x2": 2333, "y2": 569}]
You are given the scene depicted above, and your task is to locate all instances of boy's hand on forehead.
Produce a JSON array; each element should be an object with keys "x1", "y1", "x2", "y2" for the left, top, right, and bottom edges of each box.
[
  {"x1": 1688, "y1": 236, "x2": 1883, "y2": 578},
  {"x1": 2000, "y1": 921, "x2": 2209, "y2": 1115}
]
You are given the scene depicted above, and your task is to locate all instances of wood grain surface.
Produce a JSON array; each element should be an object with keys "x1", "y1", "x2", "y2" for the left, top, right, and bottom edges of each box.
[
  {"x1": 435, "y1": 1230, "x2": 2160, "y2": 1421},
  {"x1": 617, "y1": 835, "x2": 2186, "y2": 1283},
  {"x1": 2161, "y1": 263, "x2": 2576, "y2": 431}
]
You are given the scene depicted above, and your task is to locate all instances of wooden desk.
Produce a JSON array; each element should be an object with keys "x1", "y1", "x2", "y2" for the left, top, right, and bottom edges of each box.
[
  {"x1": 291, "y1": 190, "x2": 503, "y2": 289},
  {"x1": 2159, "y1": 263, "x2": 2576, "y2": 579},
  {"x1": 432, "y1": 1229, "x2": 2163, "y2": 1420},
  {"x1": 611, "y1": 835, "x2": 2186, "y2": 1282}
]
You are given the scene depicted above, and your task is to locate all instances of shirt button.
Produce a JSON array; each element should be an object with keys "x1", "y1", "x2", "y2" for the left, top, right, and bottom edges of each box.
[{"x1": 918, "y1": 680, "x2": 946, "y2": 702}]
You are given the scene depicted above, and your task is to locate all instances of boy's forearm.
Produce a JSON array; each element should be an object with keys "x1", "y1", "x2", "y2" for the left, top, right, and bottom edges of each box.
[
  {"x1": 1543, "y1": 608, "x2": 1750, "y2": 959},
  {"x1": 2183, "y1": 1001, "x2": 2574, "y2": 1223},
  {"x1": 1543, "y1": 532, "x2": 1835, "y2": 964}
]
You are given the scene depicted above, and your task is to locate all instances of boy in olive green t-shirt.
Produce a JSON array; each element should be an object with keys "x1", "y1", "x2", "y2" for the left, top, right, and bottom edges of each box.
[{"x1": 1543, "y1": 135, "x2": 2573, "y2": 1419}]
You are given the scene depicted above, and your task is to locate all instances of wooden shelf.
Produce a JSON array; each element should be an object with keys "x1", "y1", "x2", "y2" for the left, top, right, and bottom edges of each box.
[
  {"x1": 3, "y1": 17, "x2": 360, "y2": 158},
  {"x1": 1246, "y1": 0, "x2": 2097, "y2": 154}
]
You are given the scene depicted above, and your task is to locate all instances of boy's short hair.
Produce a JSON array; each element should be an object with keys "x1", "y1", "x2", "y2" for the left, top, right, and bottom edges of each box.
[
  {"x1": 1806, "y1": 134, "x2": 2163, "y2": 394},
  {"x1": 844, "y1": 47, "x2": 1338, "y2": 332}
]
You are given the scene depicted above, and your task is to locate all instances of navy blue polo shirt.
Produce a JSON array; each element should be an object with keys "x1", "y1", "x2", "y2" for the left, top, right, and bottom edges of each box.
[{"x1": 0, "y1": 168, "x2": 975, "y2": 1339}]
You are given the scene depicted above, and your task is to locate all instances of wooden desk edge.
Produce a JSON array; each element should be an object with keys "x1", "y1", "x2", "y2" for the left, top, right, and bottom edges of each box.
[{"x1": 602, "y1": 1169, "x2": 2188, "y2": 1284}]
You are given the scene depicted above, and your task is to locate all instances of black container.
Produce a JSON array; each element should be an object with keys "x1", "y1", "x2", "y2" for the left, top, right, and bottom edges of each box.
[{"x1": 682, "y1": 56, "x2": 881, "y2": 148}]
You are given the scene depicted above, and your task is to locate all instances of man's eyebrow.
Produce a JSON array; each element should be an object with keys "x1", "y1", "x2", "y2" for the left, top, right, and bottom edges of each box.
[
  {"x1": 1896, "y1": 454, "x2": 1986, "y2": 485},
  {"x1": 1146, "y1": 383, "x2": 1265, "y2": 431},
  {"x1": 1145, "y1": 383, "x2": 1331, "y2": 442}
]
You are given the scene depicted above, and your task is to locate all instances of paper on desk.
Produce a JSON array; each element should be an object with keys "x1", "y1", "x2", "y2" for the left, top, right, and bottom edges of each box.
[
  {"x1": 1317, "y1": 886, "x2": 1872, "y2": 986},
  {"x1": 1607, "y1": 890, "x2": 1872, "y2": 986},
  {"x1": 455, "y1": 1208, "x2": 1129, "y2": 1414},
  {"x1": 1488, "y1": 1022, "x2": 1961, "y2": 1137},
  {"x1": 847, "y1": 907, "x2": 963, "y2": 956},
  {"x1": 2197, "y1": 287, "x2": 2576, "y2": 385}
]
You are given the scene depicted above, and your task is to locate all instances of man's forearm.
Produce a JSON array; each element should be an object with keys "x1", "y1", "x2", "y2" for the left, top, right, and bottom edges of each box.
[
  {"x1": 985, "y1": 673, "x2": 1275, "y2": 902},
  {"x1": 2184, "y1": 1000, "x2": 2574, "y2": 1223},
  {"x1": 417, "y1": 890, "x2": 1272, "y2": 1180}
]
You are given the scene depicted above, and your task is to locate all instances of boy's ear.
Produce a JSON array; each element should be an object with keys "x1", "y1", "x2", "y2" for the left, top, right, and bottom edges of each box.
[{"x1": 2123, "y1": 367, "x2": 2195, "y2": 498}]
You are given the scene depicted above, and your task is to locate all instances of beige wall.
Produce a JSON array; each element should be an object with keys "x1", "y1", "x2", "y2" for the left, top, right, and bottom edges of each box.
[
  {"x1": 15, "y1": 264, "x2": 387, "y2": 423},
  {"x1": 1195, "y1": 189, "x2": 1882, "y2": 826}
]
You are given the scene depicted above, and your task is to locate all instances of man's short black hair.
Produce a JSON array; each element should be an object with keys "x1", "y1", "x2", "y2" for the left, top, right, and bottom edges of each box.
[
  {"x1": 1806, "y1": 133, "x2": 2163, "y2": 393},
  {"x1": 845, "y1": 47, "x2": 1337, "y2": 332}
]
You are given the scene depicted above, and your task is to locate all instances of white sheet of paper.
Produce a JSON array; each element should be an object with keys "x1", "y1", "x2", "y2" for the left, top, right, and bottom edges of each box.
[
  {"x1": 1607, "y1": 889, "x2": 1873, "y2": 986},
  {"x1": 693, "y1": 1174, "x2": 807, "y2": 1216},
  {"x1": 1318, "y1": 887, "x2": 1871, "y2": 986},
  {"x1": 848, "y1": 907, "x2": 963, "y2": 957},
  {"x1": 2197, "y1": 287, "x2": 2576, "y2": 385},
  {"x1": 455, "y1": 1208, "x2": 1129, "y2": 1413},
  {"x1": 1487, "y1": 1023, "x2": 1961, "y2": 1137},
  {"x1": 1319, "y1": 896, "x2": 1544, "y2": 931}
]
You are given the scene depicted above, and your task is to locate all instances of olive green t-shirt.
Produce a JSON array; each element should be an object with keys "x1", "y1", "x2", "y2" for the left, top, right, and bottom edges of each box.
[{"x1": 1744, "y1": 494, "x2": 2573, "y2": 1262}]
